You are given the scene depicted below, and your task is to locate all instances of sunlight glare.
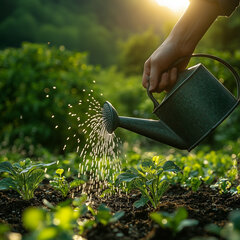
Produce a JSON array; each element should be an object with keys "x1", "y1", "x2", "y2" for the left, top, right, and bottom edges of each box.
[{"x1": 155, "y1": 0, "x2": 189, "y2": 12}]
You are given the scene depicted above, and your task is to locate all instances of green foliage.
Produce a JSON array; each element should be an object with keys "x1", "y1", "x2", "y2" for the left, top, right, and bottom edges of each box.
[
  {"x1": 203, "y1": 210, "x2": 240, "y2": 240},
  {"x1": 0, "y1": 43, "x2": 99, "y2": 153},
  {"x1": 118, "y1": 29, "x2": 160, "y2": 75},
  {"x1": 88, "y1": 204, "x2": 125, "y2": 226},
  {"x1": 116, "y1": 156, "x2": 180, "y2": 208},
  {"x1": 165, "y1": 150, "x2": 238, "y2": 193},
  {"x1": 151, "y1": 208, "x2": 198, "y2": 235},
  {"x1": 0, "y1": 0, "x2": 176, "y2": 66},
  {"x1": 0, "y1": 158, "x2": 55, "y2": 200},
  {"x1": 50, "y1": 168, "x2": 84, "y2": 197},
  {"x1": 22, "y1": 195, "x2": 124, "y2": 239}
]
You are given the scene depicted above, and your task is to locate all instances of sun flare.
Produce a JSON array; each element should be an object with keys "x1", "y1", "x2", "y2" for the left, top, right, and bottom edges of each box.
[{"x1": 155, "y1": 0, "x2": 189, "y2": 12}]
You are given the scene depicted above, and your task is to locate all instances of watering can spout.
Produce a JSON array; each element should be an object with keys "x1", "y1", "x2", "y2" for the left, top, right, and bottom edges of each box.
[{"x1": 102, "y1": 101, "x2": 188, "y2": 149}]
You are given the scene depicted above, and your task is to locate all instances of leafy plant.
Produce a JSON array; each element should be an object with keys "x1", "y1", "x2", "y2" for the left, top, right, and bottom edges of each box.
[
  {"x1": 210, "y1": 178, "x2": 232, "y2": 194},
  {"x1": 203, "y1": 210, "x2": 240, "y2": 240},
  {"x1": 23, "y1": 195, "x2": 124, "y2": 239},
  {"x1": 116, "y1": 157, "x2": 180, "y2": 208},
  {"x1": 50, "y1": 168, "x2": 84, "y2": 197},
  {"x1": 0, "y1": 159, "x2": 55, "y2": 200},
  {"x1": 151, "y1": 207, "x2": 198, "y2": 236},
  {"x1": 23, "y1": 197, "x2": 88, "y2": 240},
  {"x1": 89, "y1": 204, "x2": 125, "y2": 226}
]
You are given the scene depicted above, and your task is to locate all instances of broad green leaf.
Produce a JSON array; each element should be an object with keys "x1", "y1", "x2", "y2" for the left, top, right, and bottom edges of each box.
[
  {"x1": 174, "y1": 207, "x2": 188, "y2": 225},
  {"x1": 177, "y1": 219, "x2": 198, "y2": 232},
  {"x1": 0, "y1": 178, "x2": 17, "y2": 190},
  {"x1": 150, "y1": 212, "x2": 165, "y2": 226},
  {"x1": 0, "y1": 162, "x2": 15, "y2": 174},
  {"x1": 38, "y1": 227, "x2": 58, "y2": 240},
  {"x1": 20, "y1": 162, "x2": 55, "y2": 174},
  {"x1": 117, "y1": 171, "x2": 138, "y2": 183},
  {"x1": 205, "y1": 223, "x2": 221, "y2": 235},
  {"x1": 23, "y1": 207, "x2": 44, "y2": 230},
  {"x1": 133, "y1": 195, "x2": 149, "y2": 208},
  {"x1": 96, "y1": 204, "x2": 112, "y2": 225},
  {"x1": 229, "y1": 210, "x2": 240, "y2": 231},
  {"x1": 141, "y1": 159, "x2": 155, "y2": 169},
  {"x1": 55, "y1": 206, "x2": 74, "y2": 230},
  {"x1": 162, "y1": 161, "x2": 180, "y2": 172},
  {"x1": 110, "y1": 211, "x2": 125, "y2": 223}
]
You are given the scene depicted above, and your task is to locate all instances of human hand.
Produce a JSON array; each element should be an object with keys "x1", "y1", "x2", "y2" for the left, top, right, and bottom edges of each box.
[{"x1": 142, "y1": 38, "x2": 192, "y2": 93}]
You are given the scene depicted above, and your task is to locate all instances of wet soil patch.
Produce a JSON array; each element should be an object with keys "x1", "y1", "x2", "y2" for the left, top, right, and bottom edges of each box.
[{"x1": 1, "y1": 183, "x2": 239, "y2": 239}]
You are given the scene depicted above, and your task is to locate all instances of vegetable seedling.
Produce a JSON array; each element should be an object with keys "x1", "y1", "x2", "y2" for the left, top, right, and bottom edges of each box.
[
  {"x1": 50, "y1": 168, "x2": 84, "y2": 197},
  {"x1": 150, "y1": 207, "x2": 198, "y2": 235},
  {"x1": 0, "y1": 159, "x2": 55, "y2": 200},
  {"x1": 116, "y1": 158, "x2": 180, "y2": 208}
]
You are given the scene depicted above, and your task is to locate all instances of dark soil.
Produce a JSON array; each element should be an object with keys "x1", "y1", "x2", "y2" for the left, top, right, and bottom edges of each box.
[{"x1": 1, "y1": 182, "x2": 239, "y2": 240}]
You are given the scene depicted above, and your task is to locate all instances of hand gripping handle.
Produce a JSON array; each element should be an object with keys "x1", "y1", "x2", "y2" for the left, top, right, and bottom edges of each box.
[{"x1": 147, "y1": 53, "x2": 240, "y2": 109}]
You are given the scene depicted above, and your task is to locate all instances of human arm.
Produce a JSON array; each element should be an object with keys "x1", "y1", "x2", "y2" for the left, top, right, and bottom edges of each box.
[{"x1": 142, "y1": 0, "x2": 238, "y2": 93}]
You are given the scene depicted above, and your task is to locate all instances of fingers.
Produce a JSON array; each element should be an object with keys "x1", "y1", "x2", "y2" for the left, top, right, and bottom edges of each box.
[
  {"x1": 142, "y1": 60, "x2": 178, "y2": 92},
  {"x1": 142, "y1": 59, "x2": 151, "y2": 89},
  {"x1": 157, "y1": 67, "x2": 178, "y2": 92}
]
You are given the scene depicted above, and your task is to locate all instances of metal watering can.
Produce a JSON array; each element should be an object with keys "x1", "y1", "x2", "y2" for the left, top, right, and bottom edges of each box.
[{"x1": 102, "y1": 54, "x2": 240, "y2": 151}]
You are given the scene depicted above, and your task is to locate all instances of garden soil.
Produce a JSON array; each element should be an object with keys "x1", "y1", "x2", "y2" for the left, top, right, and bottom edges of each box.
[{"x1": 1, "y1": 182, "x2": 239, "y2": 240}]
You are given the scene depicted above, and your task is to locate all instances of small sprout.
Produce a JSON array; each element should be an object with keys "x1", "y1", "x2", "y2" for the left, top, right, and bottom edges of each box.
[
  {"x1": 56, "y1": 169, "x2": 64, "y2": 176},
  {"x1": 50, "y1": 169, "x2": 84, "y2": 197}
]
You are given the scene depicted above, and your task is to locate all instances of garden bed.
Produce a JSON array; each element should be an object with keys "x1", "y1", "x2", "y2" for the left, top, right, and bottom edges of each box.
[{"x1": 1, "y1": 181, "x2": 239, "y2": 240}]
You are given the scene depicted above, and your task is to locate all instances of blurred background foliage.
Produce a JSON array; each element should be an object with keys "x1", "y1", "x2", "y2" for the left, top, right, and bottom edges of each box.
[{"x1": 0, "y1": 0, "x2": 240, "y2": 156}]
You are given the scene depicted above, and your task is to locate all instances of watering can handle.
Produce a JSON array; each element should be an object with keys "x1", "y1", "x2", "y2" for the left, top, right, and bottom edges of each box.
[{"x1": 147, "y1": 53, "x2": 240, "y2": 109}]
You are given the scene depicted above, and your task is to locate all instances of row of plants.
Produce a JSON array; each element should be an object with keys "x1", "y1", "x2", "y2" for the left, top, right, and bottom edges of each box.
[{"x1": 0, "y1": 139, "x2": 240, "y2": 239}]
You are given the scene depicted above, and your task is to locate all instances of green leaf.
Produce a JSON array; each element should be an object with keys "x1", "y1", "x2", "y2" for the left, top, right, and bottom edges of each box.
[
  {"x1": 174, "y1": 207, "x2": 188, "y2": 225},
  {"x1": 162, "y1": 161, "x2": 180, "y2": 172},
  {"x1": 20, "y1": 162, "x2": 55, "y2": 174},
  {"x1": 117, "y1": 171, "x2": 138, "y2": 183},
  {"x1": 110, "y1": 211, "x2": 125, "y2": 223},
  {"x1": 69, "y1": 179, "x2": 84, "y2": 189},
  {"x1": 0, "y1": 178, "x2": 17, "y2": 190},
  {"x1": 96, "y1": 204, "x2": 112, "y2": 225},
  {"x1": 27, "y1": 169, "x2": 45, "y2": 192},
  {"x1": 177, "y1": 219, "x2": 198, "y2": 232},
  {"x1": 229, "y1": 210, "x2": 240, "y2": 231},
  {"x1": 0, "y1": 162, "x2": 15, "y2": 174},
  {"x1": 150, "y1": 212, "x2": 165, "y2": 226},
  {"x1": 23, "y1": 207, "x2": 44, "y2": 230},
  {"x1": 133, "y1": 195, "x2": 149, "y2": 208},
  {"x1": 205, "y1": 223, "x2": 221, "y2": 235}
]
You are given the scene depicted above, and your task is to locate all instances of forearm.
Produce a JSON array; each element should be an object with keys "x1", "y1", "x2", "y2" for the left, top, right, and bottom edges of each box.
[{"x1": 167, "y1": 0, "x2": 220, "y2": 56}]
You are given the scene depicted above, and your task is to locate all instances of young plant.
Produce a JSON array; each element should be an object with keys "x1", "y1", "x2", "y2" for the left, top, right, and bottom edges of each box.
[
  {"x1": 116, "y1": 157, "x2": 180, "y2": 208},
  {"x1": 23, "y1": 196, "x2": 88, "y2": 240},
  {"x1": 50, "y1": 169, "x2": 84, "y2": 197},
  {"x1": 0, "y1": 159, "x2": 55, "y2": 200},
  {"x1": 150, "y1": 207, "x2": 198, "y2": 236},
  {"x1": 204, "y1": 210, "x2": 240, "y2": 240},
  {"x1": 88, "y1": 204, "x2": 125, "y2": 226}
]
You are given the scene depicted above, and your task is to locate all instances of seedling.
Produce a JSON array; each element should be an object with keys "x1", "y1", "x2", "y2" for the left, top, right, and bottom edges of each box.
[
  {"x1": 0, "y1": 159, "x2": 55, "y2": 200},
  {"x1": 116, "y1": 157, "x2": 180, "y2": 208},
  {"x1": 205, "y1": 210, "x2": 240, "y2": 240},
  {"x1": 50, "y1": 168, "x2": 84, "y2": 197},
  {"x1": 88, "y1": 204, "x2": 125, "y2": 226},
  {"x1": 150, "y1": 207, "x2": 198, "y2": 235}
]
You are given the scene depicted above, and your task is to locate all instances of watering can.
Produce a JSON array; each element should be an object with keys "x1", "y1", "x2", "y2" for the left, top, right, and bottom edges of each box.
[{"x1": 102, "y1": 54, "x2": 240, "y2": 151}]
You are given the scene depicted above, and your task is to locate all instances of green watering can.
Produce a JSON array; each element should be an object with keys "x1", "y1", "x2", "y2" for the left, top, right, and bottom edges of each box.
[{"x1": 102, "y1": 54, "x2": 240, "y2": 151}]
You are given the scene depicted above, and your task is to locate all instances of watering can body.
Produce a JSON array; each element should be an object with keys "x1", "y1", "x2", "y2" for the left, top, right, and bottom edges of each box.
[{"x1": 102, "y1": 54, "x2": 240, "y2": 151}]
